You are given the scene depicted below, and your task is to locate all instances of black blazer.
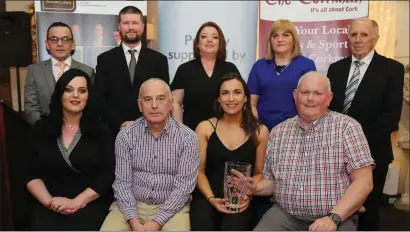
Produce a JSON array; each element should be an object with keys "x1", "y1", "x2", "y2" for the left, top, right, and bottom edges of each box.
[
  {"x1": 327, "y1": 52, "x2": 404, "y2": 164},
  {"x1": 94, "y1": 44, "x2": 169, "y2": 135}
]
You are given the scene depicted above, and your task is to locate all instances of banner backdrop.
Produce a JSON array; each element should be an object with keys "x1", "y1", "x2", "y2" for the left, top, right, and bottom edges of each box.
[
  {"x1": 34, "y1": 1, "x2": 147, "y2": 69},
  {"x1": 158, "y1": 1, "x2": 258, "y2": 82},
  {"x1": 259, "y1": 0, "x2": 369, "y2": 73}
]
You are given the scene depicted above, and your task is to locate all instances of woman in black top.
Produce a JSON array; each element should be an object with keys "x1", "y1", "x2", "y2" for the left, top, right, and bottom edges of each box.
[
  {"x1": 171, "y1": 21, "x2": 239, "y2": 130},
  {"x1": 190, "y1": 73, "x2": 269, "y2": 230},
  {"x1": 26, "y1": 69, "x2": 115, "y2": 230}
]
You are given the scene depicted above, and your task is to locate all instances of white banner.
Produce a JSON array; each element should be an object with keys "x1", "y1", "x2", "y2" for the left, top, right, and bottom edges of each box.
[
  {"x1": 261, "y1": 0, "x2": 368, "y2": 22},
  {"x1": 158, "y1": 1, "x2": 258, "y2": 82}
]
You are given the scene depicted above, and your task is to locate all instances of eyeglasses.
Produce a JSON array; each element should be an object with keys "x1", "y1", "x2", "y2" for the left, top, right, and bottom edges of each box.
[{"x1": 47, "y1": 36, "x2": 73, "y2": 44}]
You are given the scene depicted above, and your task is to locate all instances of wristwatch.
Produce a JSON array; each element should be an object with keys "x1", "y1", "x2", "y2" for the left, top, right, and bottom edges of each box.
[{"x1": 327, "y1": 213, "x2": 342, "y2": 227}]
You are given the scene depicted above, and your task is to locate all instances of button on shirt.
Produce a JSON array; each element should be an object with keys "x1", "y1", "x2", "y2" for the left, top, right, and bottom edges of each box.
[
  {"x1": 346, "y1": 49, "x2": 375, "y2": 87},
  {"x1": 51, "y1": 57, "x2": 71, "y2": 81},
  {"x1": 263, "y1": 111, "x2": 374, "y2": 217},
  {"x1": 113, "y1": 117, "x2": 200, "y2": 225},
  {"x1": 122, "y1": 42, "x2": 141, "y2": 67}
]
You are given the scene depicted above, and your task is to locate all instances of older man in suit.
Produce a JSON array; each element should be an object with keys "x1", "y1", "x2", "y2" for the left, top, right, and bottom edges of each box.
[
  {"x1": 327, "y1": 18, "x2": 404, "y2": 231},
  {"x1": 24, "y1": 22, "x2": 95, "y2": 125},
  {"x1": 94, "y1": 6, "x2": 169, "y2": 137}
]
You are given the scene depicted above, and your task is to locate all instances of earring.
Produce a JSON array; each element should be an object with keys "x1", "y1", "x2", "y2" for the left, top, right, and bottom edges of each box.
[{"x1": 243, "y1": 103, "x2": 247, "y2": 110}]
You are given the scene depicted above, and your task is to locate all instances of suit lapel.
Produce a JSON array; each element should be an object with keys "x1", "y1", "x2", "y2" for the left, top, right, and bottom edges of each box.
[
  {"x1": 132, "y1": 46, "x2": 146, "y2": 88},
  {"x1": 335, "y1": 57, "x2": 352, "y2": 110},
  {"x1": 70, "y1": 59, "x2": 81, "y2": 69},
  {"x1": 115, "y1": 45, "x2": 133, "y2": 87},
  {"x1": 43, "y1": 59, "x2": 56, "y2": 95},
  {"x1": 349, "y1": 52, "x2": 380, "y2": 112}
]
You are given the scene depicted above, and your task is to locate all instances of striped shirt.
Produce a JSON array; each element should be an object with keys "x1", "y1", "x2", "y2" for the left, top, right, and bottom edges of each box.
[
  {"x1": 263, "y1": 110, "x2": 374, "y2": 217},
  {"x1": 113, "y1": 116, "x2": 200, "y2": 225}
]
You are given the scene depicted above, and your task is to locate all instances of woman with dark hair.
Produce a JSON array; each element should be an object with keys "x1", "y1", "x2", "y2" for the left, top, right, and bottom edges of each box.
[
  {"x1": 26, "y1": 69, "x2": 114, "y2": 230},
  {"x1": 171, "y1": 21, "x2": 240, "y2": 131},
  {"x1": 190, "y1": 73, "x2": 269, "y2": 230}
]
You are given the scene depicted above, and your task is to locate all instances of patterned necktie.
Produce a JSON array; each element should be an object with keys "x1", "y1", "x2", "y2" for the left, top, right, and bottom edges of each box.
[
  {"x1": 56, "y1": 62, "x2": 67, "y2": 80},
  {"x1": 128, "y1": 49, "x2": 137, "y2": 83},
  {"x1": 343, "y1": 60, "x2": 364, "y2": 114}
]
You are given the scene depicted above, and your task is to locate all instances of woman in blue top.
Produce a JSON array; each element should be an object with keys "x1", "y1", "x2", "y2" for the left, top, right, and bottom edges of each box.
[{"x1": 247, "y1": 19, "x2": 316, "y2": 131}]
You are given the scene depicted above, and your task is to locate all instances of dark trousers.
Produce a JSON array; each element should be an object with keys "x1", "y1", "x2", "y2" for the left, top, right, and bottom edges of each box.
[
  {"x1": 358, "y1": 162, "x2": 390, "y2": 231},
  {"x1": 254, "y1": 203, "x2": 357, "y2": 231},
  {"x1": 190, "y1": 195, "x2": 256, "y2": 231}
]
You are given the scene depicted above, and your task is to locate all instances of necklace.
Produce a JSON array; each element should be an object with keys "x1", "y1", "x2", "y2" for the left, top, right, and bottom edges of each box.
[
  {"x1": 205, "y1": 69, "x2": 213, "y2": 76},
  {"x1": 276, "y1": 64, "x2": 288, "y2": 73},
  {"x1": 65, "y1": 124, "x2": 78, "y2": 131},
  {"x1": 274, "y1": 60, "x2": 291, "y2": 75}
]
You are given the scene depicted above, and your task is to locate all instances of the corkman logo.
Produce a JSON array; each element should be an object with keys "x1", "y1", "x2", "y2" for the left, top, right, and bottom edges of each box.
[
  {"x1": 41, "y1": 0, "x2": 76, "y2": 12},
  {"x1": 266, "y1": 0, "x2": 362, "y2": 6}
]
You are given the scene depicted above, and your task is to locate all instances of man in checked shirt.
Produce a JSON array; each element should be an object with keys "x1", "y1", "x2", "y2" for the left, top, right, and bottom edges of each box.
[
  {"x1": 249, "y1": 71, "x2": 375, "y2": 231},
  {"x1": 100, "y1": 78, "x2": 200, "y2": 231}
]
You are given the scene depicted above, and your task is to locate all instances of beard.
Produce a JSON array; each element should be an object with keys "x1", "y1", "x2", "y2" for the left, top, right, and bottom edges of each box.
[{"x1": 120, "y1": 30, "x2": 141, "y2": 44}]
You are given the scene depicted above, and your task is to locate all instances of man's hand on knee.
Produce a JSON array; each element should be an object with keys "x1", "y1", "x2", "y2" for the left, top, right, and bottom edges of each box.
[
  {"x1": 309, "y1": 216, "x2": 337, "y2": 231},
  {"x1": 143, "y1": 220, "x2": 162, "y2": 231},
  {"x1": 129, "y1": 218, "x2": 145, "y2": 231}
]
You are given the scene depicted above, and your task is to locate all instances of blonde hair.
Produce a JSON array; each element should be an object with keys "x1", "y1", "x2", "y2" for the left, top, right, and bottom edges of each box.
[{"x1": 265, "y1": 19, "x2": 302, "y2": 61}]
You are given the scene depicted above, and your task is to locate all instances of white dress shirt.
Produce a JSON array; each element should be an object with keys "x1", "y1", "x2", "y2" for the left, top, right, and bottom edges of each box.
[
  {"x1": 51, "y1": 56, "x2": 72, "y2": 81},
  {"x1": 122, "y1": 42, "x2": 142, "y2": 67},
  {"x1": 346, "y1": 50, "x2": 375, "y2": 86}
]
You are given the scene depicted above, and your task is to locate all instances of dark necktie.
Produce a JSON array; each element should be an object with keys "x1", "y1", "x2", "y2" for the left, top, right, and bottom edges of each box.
[
  {"x1": 128, "y1": 49, "x2": 136, "y2": 83},
  {"x1": 343, "y1": 60, "x2": 364, "y2": 114}
]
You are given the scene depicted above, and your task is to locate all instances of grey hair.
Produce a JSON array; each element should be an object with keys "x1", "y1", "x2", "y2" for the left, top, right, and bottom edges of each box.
[
  {"x1": 138, "y1": 78, "x2": 172, "y2": 100},
  {"x1": 348, "y1": 18, "x2": 379, "y2": 38},
  {"x1": 296, "y1": 71, "x2": 331, "y2": 93}
]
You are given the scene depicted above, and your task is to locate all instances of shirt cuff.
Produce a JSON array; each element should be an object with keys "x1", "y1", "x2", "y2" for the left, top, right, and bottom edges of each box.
[
  {"x1": 121, "y1": 206, "x2": 139, "y2": 221},
  {"x1": 153, "y1": 210, "x2": 172, "y2": 226}
]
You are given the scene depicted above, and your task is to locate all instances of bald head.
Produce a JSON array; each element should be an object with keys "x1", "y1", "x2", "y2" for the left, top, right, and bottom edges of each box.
[
  {"x1": 297, "y1": 71, "x2": 331, "y2": 93},
  {"x1": 138, "y1": 78, "x2": 173, "y2": 127},
  {"x1": 139, "y1": 78, "x2": 172, "y2": 100},
  {"x1": 293, "y1": 71, "x2": 333, "y2": 125}
]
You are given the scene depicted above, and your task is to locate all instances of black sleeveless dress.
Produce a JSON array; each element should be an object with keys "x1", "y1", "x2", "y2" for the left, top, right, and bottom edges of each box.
[{"x1": 190, "y1": 120, "x2": 257, "y2": 231}]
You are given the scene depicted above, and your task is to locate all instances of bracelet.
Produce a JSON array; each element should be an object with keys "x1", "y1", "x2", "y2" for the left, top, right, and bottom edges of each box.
[{"x1": 207, "y1": 196, "x2": 215, "y2": 201}]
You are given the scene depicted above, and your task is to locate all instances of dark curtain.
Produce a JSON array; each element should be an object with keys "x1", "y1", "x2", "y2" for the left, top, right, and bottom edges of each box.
[{"x1": 0, "y1": 103, "x2": 32, "y2": 230}]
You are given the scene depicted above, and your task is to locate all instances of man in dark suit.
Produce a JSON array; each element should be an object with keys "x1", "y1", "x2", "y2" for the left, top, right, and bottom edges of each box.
[
  {"x1": 94, "y1": 6, "x2": 169, "y2": 136},
  {"x1": 327, "y1": 18, "x2": 404, "y2": 231},
  {"x1": 24, "y1": 22, "x2": 95, "y2": 125}
]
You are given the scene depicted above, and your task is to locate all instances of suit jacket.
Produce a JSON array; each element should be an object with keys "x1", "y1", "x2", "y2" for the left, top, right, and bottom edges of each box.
[
  {"x1": 24, "y1": 58, "x2": 95, "y2": 125},
  {"x1": 327, "y1": 52, "x2": 404, "y2": 164},
  {"x1": 94, "y1": 45, "x2": 169, "y2": 136}
]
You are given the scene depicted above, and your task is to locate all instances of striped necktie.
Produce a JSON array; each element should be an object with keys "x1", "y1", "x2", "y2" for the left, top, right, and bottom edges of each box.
[
  {"x1": 56, "y1": 62, "x2": 67, "y2": 80},
  {"x1": 342, "y1": 60, "x2": 364, "y2": 114}
]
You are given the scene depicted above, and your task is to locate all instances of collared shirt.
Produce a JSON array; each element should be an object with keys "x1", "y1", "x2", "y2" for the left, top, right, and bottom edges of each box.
[
  {"x1": 122, "y1": 42, "x2": 142, "y2": 67},
  {"x1": 347, "y1": 49, "x2": 375, "y2": 86},
  {"x1": 263, "y1": 110, "x2": 374, "y2": 217},
  {"x1": 51, "y1": 56, "x2": 72, "y2": 81},
  {"x1": 113, "y1": 116, "x2": 200, "y2": 225}
]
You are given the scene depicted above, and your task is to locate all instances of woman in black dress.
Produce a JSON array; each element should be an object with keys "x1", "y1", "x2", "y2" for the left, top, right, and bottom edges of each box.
[
  {"x1": 26, "y1": 69, "x2": 115, "y2": 230},
  {"x1": 171, "y1": 21, "x2": 240, "y2": 130},
  {"x1": 190, "y1": 73, "x2": 269, "y2": 230}
]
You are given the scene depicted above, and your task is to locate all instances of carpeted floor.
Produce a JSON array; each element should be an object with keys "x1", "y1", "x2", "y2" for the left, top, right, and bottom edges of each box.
[{"x1": 380, "y1": 203, "x2": 410, "y2": 231}]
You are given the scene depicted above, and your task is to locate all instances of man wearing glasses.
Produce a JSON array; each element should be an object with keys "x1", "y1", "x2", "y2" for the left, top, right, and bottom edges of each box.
[{"x1": 24, "y1": 22, "x2": 95, "y2": 125}]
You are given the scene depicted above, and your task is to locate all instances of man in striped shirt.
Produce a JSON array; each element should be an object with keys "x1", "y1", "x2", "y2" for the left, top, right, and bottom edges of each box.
[
  {"x1": 251, "y1": 72, "x2": 375, "y2": 231},
  {"x1": 100, "y1": 78, "x2": 200, "y2": 231}
]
